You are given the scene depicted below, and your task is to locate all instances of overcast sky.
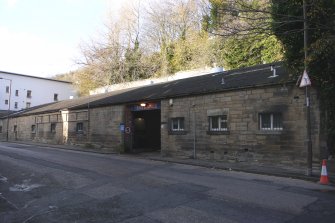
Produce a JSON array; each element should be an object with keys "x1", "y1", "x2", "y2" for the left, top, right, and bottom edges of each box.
[{"x1": 0, "y1": 0, "x2": 124, "y2": 77}]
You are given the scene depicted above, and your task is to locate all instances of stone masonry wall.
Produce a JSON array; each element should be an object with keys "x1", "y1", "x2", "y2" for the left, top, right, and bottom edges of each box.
[
  {"x1": 0, "y1": 112, "x2": 64, "y2": 144},
  {"x1": 0, "y1": 105, "x2": 125, "y2": 152},
  {"x1": 87, "y1": 105, "x2": 124, "y2": 152},
  {"x1": 0, "y1": 83, "x2": 321, "y2": 167},
  {"x1": 161, "y1": 84, "x2": 320, "y2": 166}
]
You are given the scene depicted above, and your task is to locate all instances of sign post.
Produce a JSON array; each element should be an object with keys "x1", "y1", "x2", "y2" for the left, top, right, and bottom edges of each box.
[
  {"x1": 302, "y1": 0, "x2": 313, "y2": 176},
  {"x1": 300, "y1": 70, "x2": 312, "y2": 176}
]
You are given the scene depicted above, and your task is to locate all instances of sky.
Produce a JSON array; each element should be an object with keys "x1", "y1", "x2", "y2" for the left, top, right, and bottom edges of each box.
[{"x1": 0, "y1": 0, "x2": 124, "y2": 77}]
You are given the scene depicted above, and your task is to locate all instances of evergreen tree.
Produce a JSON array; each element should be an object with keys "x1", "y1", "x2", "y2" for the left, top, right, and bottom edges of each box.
[
  {"x1": 204, "y1": 0, "x2": 284, "y2": 69},
  {"x1": 272, "y1": 0, "x2": 335, "y2": 155}
]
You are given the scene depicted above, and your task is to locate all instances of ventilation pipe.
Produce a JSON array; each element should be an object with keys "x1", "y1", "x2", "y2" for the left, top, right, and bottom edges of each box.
[{"x1": 269, "y1": 65, "x2": 278, "y2": 78}]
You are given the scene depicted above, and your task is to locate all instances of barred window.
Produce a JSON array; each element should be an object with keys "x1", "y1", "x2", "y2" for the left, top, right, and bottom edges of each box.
[
  {"x1": 171, "y1": 118, "x2": 185, "y2": 131},
  {"x1": 31, "y1": 125, "x2": 36, "y2": 133},
  {"x1": 76, "y1": 122, "x2": 83, "y2": 133},
  {"x1": 259, "y1": 113, "x2": 283, "y2": 131},
  {"x1": 209, "y1": 115, "x2": 228, "y2": 131},
  {"x1": 50, "y1": 123, "x2": 56, "y2": 133}
]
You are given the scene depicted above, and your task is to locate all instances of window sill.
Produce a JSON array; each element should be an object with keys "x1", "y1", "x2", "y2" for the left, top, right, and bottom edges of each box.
[
  {"x1": 207, "y1": 131, "x2": 230, "y2": 135},
  {"x1": 169, "y1": 130, "x2": 187, "y2": 135},
  {"x1": 256, "y1": 130, "x2": 282, "y2": 135}
]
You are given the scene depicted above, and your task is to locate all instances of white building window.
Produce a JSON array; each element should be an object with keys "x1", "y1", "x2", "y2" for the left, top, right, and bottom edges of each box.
[
  {"x1": 15, "y1": 90, "x2": 19, "y2": 96},
  {"x1": 26, "y1": 102, "x2": 31, "y2": 108},
  {"x1": 6, "y1": 86, "x2": 9, "y2": 93},
  {"x1": 171, "y1": 118, "x2": 184, "y2": 131},
  {"x1": 259, "y1": 113, "x2": 283, "y2": 131},
  {"x1": 27, "y1": 90, "x2": 32, "y2": 98},
  {"x1": 14, "y1": 102, "x2": 18, "y2": 109},
  {"x1": 54, "y1": 93, "x2": 58, "y2": 101},
  {"x1": 5, "y1": 100, "x2": 8, "y2": 105},
  {"x1": 209, "y1": 115, "x2": 228, "y2": 131}
]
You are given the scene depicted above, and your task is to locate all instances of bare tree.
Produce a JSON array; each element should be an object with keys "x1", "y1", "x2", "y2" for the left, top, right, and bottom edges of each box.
[{"x1": 74, "y1": 0, "x2": 225, "y2": 94}]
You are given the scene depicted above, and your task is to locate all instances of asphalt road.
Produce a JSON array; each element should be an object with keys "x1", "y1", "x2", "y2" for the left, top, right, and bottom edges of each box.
[{"x1": 0, "y1": 142, "x2": 335, "y2": 223}]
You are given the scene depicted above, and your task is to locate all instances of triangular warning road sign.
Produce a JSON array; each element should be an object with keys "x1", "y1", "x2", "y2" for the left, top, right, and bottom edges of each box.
[{"x1": 299, "y1": 70, "x2": 311, "y2": 87}]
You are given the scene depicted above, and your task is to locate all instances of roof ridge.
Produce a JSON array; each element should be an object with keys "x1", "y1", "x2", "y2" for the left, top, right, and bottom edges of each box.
[
  {"x1": 0, "y1": 70, "x2": 72, "y2": 84},
  {"x1": 227, "y1": 64, "x2": 282, "y2": 77}
]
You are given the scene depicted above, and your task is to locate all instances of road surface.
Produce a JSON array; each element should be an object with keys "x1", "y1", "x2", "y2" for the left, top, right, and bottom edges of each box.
[{"x1": 0, "y1": 142, "x2": 334, "y2": 223}]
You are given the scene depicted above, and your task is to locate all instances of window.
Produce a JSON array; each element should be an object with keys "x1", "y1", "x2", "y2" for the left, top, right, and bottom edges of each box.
[
  {"x1": 26, "y1": 102, "x2": 31, "y2": 108},
  {"x1": 5, "y1": 100, "x2": 8, "y2": 105},
  {"x1": 54, "y1": 93, "x2": 58, "y2": 101},
  {"x1": 14, "y1": 102, "x2": 18, "y2": 109},
  {"x1": 27, "y1": 90, "x2": 32, "y2": 98},
  {"x1": 50, "y1": 123, "x2": 56, "y2": 133},
  {"x1": 6, "y1": 86, "x2": 9, "y2": 93},
  {"x1": 171, "y1": 118, "x2": 184, "y2": 131},
  {"x1": 76, "y1": 122, "x2": 83, "y2": 133},
  {"x1": 209, "y1": 115, "x2": 228, "y2": 131},
  {"x1": 14, "y1": 125, "x2": 17, "y2": 133},
  {"x1": 15, "y1": 90, "x2": 19, "y2": 96},
  {"x1": 259, "y1": 113, "x2": 283, "y2": 131},
  {"x1": 0, "y1": 126, "x2": 2, "y2": 133},
  {"x1": 31, "y1": 125, "x2": 36, "y2": 133}
]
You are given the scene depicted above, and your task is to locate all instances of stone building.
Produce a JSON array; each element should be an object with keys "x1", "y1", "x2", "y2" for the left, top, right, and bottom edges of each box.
[{"x1": 0, "y1": 62, "x2": 325, "y2": 166}]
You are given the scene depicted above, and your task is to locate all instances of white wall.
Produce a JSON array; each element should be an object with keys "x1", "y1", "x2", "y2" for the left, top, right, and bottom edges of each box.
[
  {"x1": 89, "y1": 67, "x2": 216, "y2": 95},
  {"x1": 0, "y1": 71, "x2": 77, "y2": 111}
]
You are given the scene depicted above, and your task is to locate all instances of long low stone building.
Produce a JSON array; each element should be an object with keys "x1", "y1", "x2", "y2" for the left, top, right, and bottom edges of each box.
[{"x1": 0, "y1": 62, "x2": 325, "y2": 166}]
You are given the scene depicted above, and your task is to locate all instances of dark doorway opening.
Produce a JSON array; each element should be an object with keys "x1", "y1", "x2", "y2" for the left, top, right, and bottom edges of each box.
[{"x1": 132, "y1": 109, "x2": 161, "y2": 152}]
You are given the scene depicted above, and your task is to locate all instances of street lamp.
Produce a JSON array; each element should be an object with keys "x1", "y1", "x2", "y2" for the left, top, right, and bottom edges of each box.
[{"x1": 0, "y1": 77, "x2": 12, "y2": 141}]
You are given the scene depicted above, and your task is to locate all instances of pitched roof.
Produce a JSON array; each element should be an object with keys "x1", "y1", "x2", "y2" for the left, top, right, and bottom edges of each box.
[
  {"x1": 0, "y1": 70, "x2": 72, "y2": 84},
  {"x1": 72, "y1": 62, "x2": 292, "y2": 109},
  {"x1": 7, "y1": 62, "x2": 293, "y2": 117}
]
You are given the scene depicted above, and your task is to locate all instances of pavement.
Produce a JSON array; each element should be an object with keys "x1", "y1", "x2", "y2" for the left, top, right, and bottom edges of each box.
[{"x1": 3, "y1": 140, "x2": 335, "y2": 184}]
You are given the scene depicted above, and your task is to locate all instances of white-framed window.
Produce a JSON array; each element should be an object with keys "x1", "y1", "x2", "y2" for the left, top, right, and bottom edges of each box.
[
  {"x1": 6, "y1": 86, "x2": 9, "y2": 93},
  {"x1": 15, "y1": 90, "x2": 19, "y2": 96},
  {"x1": 259, "y1": 113, "x2": 283, "y2": 131},
  {"x1": 14, "y1": 102, "x2": 18, "y2": 109},
  {"x1": 76, "y1": 122, "x2": 83, "y2": 133},
  {"x1": 209, "y1": 115, "x2": 228, "y2": 131},
  {"x1": 26, "y1": 102, "x2": 31, "y2": 108},
  {"x1": 5, "y1": 100, "x2": 8, "y2": 105},
  {"x1": 171, "y1": 117, "x2": 185, "y2": 131}
]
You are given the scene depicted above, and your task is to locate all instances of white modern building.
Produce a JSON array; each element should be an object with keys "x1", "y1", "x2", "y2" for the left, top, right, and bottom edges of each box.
[{"x1": 0, "y1": 71, "x2": 76, "y2": 112}]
